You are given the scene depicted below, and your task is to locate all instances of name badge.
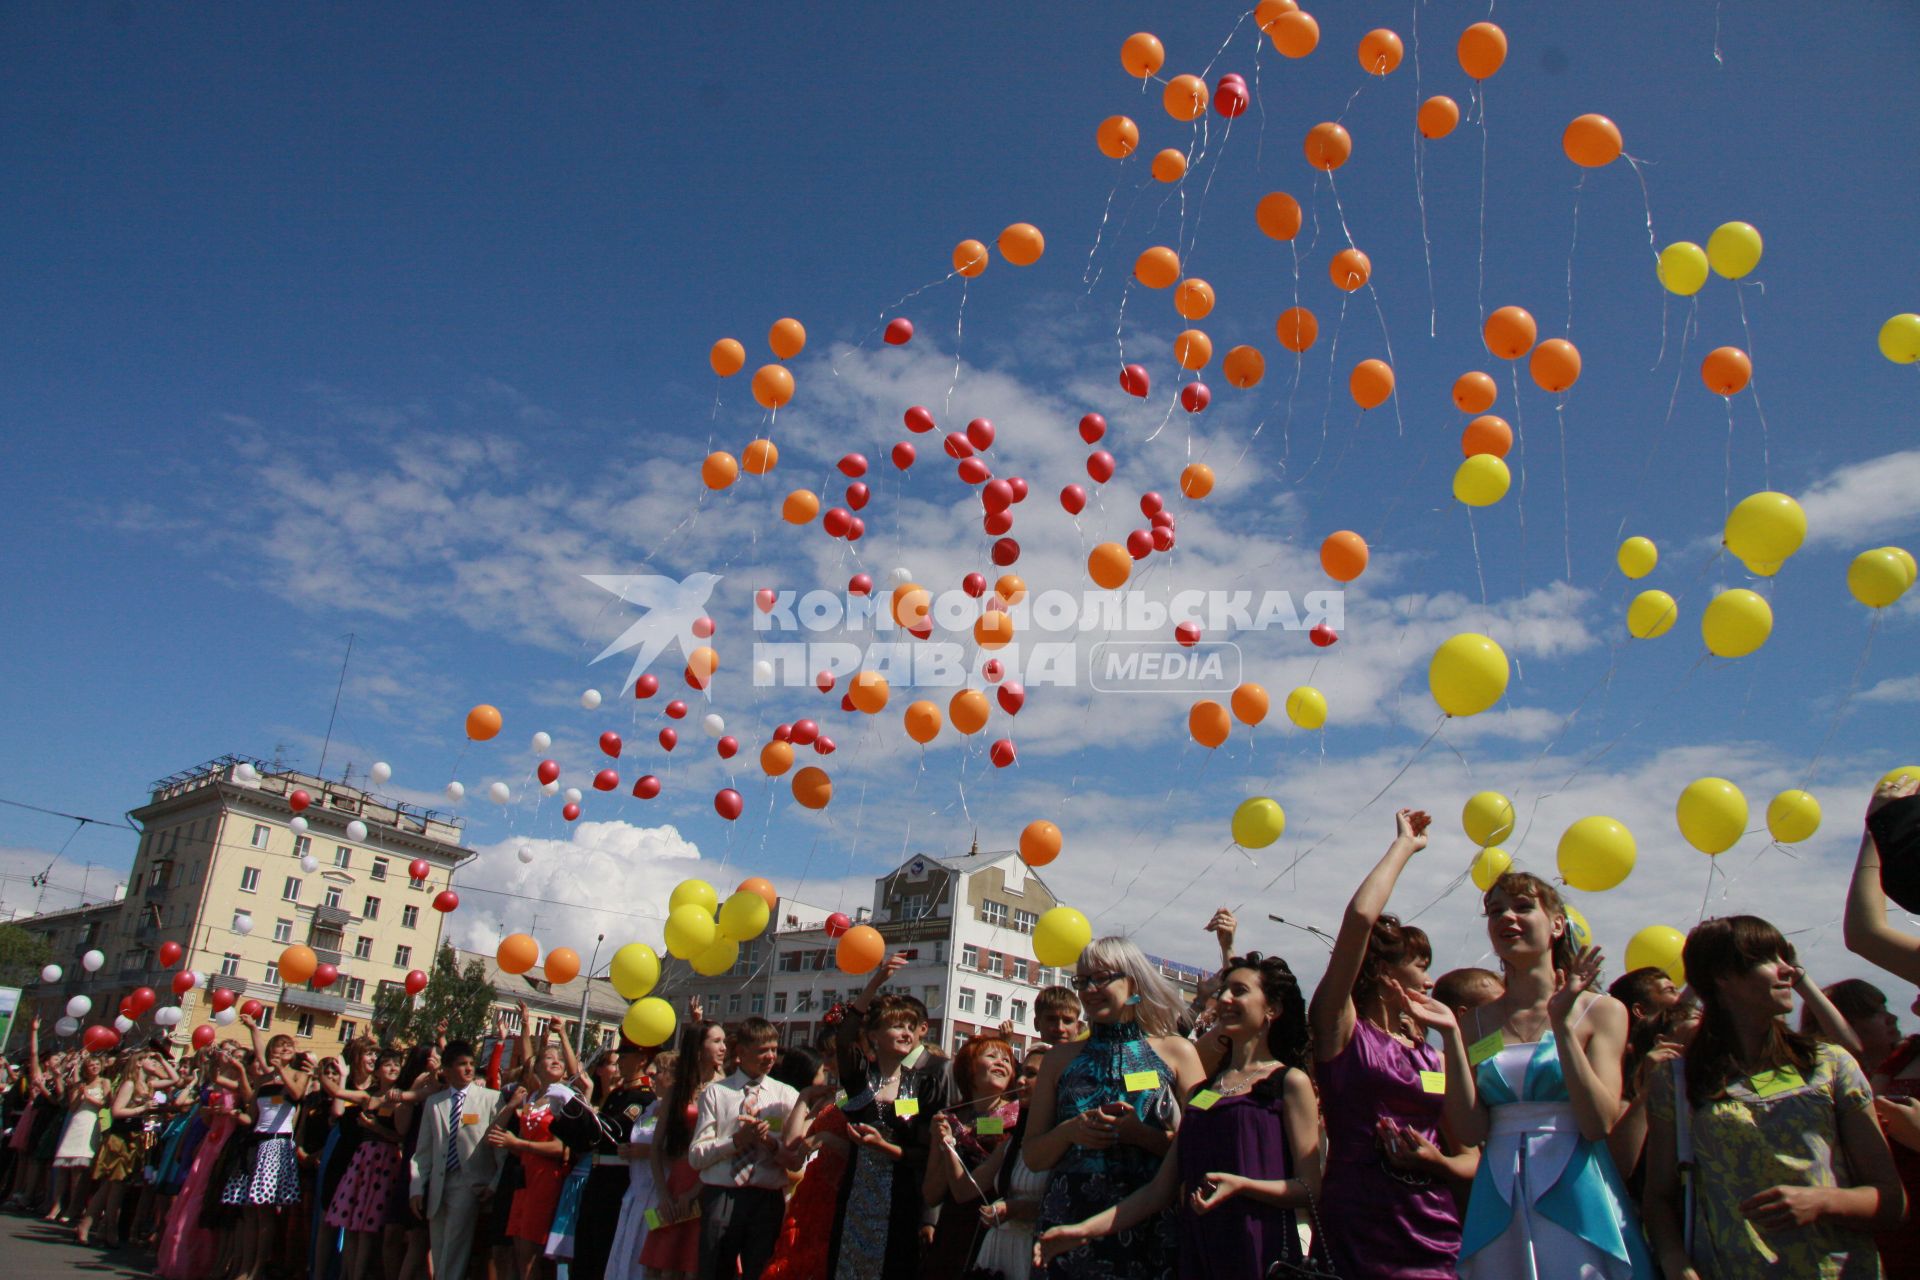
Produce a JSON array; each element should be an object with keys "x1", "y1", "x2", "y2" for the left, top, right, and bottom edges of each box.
[
  {"x1": 461, "y1": 1114, "x2": 482, "y2": 1125},
  {"x1": 892, "y1": 1097, "x2": 921, "y2": 1118},
  {"x1": 1123, "y1": 1070, "x2": 1160, "y2": 1092},
  {"x1": 1187, "y1": 1089, "x2": 1222, "y2": 1111},
  {"x1": 644, "y1": 1209, "x2": 661, "y2": 1230},
  {"x1": 1467, "y1": 1032, "x2": 1505, "y2": 1066},
  {"x1": 1419, "y1": 1071, "x2": 1446, "y2": 1095},
  {"x1": 974, "y1": 1116, "x2": 1005, "y2": 1136},
  {"x1": 765, "y1": 1113, "x2": 786, "y2": 1133}
]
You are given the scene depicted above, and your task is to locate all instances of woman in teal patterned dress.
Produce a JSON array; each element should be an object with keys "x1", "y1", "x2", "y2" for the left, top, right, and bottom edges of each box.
[{"x1": 1026, "y1": 936, "x2": 1204, "y2": 1279}]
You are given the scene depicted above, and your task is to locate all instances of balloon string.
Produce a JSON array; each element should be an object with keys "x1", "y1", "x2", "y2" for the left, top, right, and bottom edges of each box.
[
  {"x1": 1734, "y1": 284, "x2": 1773, "y2": 489},
  {"x1": 1566, "y1": 175, "x2": 1584, "y2": 338},
  {"x1": 1621, "y1": 153, "x2": 1663, "y2": 339},
  {"x1": 1081, "y1": 173, "x2": 1126, "y2": 291},
  {"x1": 1507, "y1": 362, "x2": 1530, "y2": 593},
  {"x1": 1555, "y1": 396, "x2": 1574, "y2": 584},
  {"x1": 1617, "y1": 299, "x2": 1695, "y2": 542},
  {"x1": 1411, "y1": 0, "x2": 1436, "y2": 337},
  {"x1": 1468, "y1": 508, "x2": 1489, "y2": 608},
  {"x1": 1297, "y1": 291, "x2": 1349, "y2": 485},
  {"x1": 1798, "y1": 613, "x2": 1880, "y2": 788},
  {"x1": 945, "y1": 278, "x2": 968, "y2": 422},
  {"x1": 1698, "y1": 858, "x2": 1720, "y2": 925},
  {"x1": 1476, "y1": 84, "x2": 1491, "y2": 328},
  {"x1": 1128, "y1": 843, "x2": 1240, "y2": 939},
  {"x1": 1723, "y1": 395, "x2": 1737, "y2": 527}
]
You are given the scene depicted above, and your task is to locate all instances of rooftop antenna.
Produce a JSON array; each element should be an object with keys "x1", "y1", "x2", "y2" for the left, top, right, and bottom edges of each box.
[
  {"x1": 317, "y1": 632, "x2": 356, "y2": 779},
  {"x1": 969, "y1": 830, "x2": 979, "y2": 857}
]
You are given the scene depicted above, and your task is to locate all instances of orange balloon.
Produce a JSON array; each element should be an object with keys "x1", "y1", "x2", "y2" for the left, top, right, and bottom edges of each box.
[
  {"x1": 1350, "y1": 359, "x2": 1395, "y2": 410},
  {"x1": 1320, "y1": 530, "x2": 1370, "y2": 582},
  {"x1": 1189, "y1": 700, "x2": 1231, "y2": 748},
  {"x1": 1453, "y1": 371, "x2": 1497, "y2": 413},
  {"x1": 1174, "y1": 329, "x2": 1213, "y2": 370},
  {"x1": 742, "y1": 438, "x2": 779, "y2": 475},
  {"x1": 1134, "y1": 246, "x2": 1181, "y2": 289},
  {"x1": 1304, "y1": 121, "x2": 1352, "y2": 170},
  {"x1": 903, "y1": 700, "x2": 942, "y2": 745},
  {"x1": 1254, "y1": 0, "x2": 1298, "y2": 30},
  {"x1": 998, "y1": 223, "x2": 1045, "y2": 267},
  {"x1": 1173, "y1": 278, "x2": 1215, "y2": 320},
  {"x1": 891, "y1": 582, "x2": 930, "y2": 629},
  {"x1": 995, "y1": 574, "x2": 1027, "y2": 604},
  {"x1": 769, "y1": 318, "x2": 806, "y2": 360},
  {"x1": 1164, "y1": 74, "x2": 1208, "y2": 122},
  {"x1": 1458, "y1": 22, "x2": 1507, "y2": 78},
  {"x1": 1222, "y1": 345, "x2": 1266, "y2": 389},
  {"x1": 1358, "y1": 28, "x2": 1404, "y2": 74},
  {"x1": 1270, "y1": 11, "x2": 1319, "y2": 57},
  {"x1": 1019, "y1": 819, "x2": 1063, "y2": 868},
  {"x1": 1231, "y1": 682, "x2": 1270, "y2": 725},
  {"x1": 781, "y1": 489, "x2": 819, "y2": 524},
  {"x1": 1256, "y1": 191, "x2": 1303, "y2": 241},
  {"x1": 949, "y1": 689, "x2": 991, "y2": 735},
  {"x1": 835, "y1": 924, "x2": 885, "y2": 974},
  {"x1": 751, "y1": 364, "x2": 794, "y2": 410},
  {"x1": 1484, "y1": 306, "x2": 1537, "y2": 360},
  {"x1": 1529, "y1": 338, "x2": 1582, "y2": 393},
  {"x1": 1701, "y1": 346, "x2": 1752, "y2": 396},
  {"x1": 953, "y1": 239, "x2": 989, "y2": 277},
  {"x1": 1121, "y1": 31, "x2": 1165, "y2": 78},
  {"x1": 465, "y1": 704, "x2": 502, "y2": 741},
  {"x1": 1462, "y1": 414, "x2": 1513, "y2": 459},
  {"x1": 710, "y1": 338, "x2": 745, "y2": 377},
  {"x1": 685, "y1": 647, "x2": 719, "y2": 688},
  {"x1": 543, "y1": 947, "x2": 581, "y2": 986},
  {"x1": 497, "y1": 933, "x2": 539, "y2": 975},
  {"x1": 1563, "y1": 114, "x2": 1622, "y2": 168},
  {"x1": 792, "y1": 766, "x2": 832, "y2": 811},
  {"x1": 1180, "y1": 462, "x2": 1216, "y2": 499},
  {"x1": 737, "y1": 877, "x2": 778, "y2": 911},
  {"x1": 702, "y1": 451, "x2": 739, "y2": 490},
  {"x1": 1096, "y1": 115, "x2": 1140, "y2": 160},
  {"x1": 1089, "y1": 542, "x2": 1132, "y2": 589},
  {"x1": 760, "y1": 739, "x2": 794, "y2": 777},
  {"x1": 1330, "y1": 248, "x2": 1371, "y2": 292},
  {"x1": 1151, "y1": 149, "x2": 1188, "y2": 183},
  {"x1": 973, "y1": 610, "x2": 1014, "y2": 650},
  {"x1": 849, "y1": 670, "x2": 890, "y2": 714},
  {"x1": 1276, "y1": 306, "x2": 1319, "y2": 351},
  {"x1": 278, "y1": 944, "x2": 318, "y2": 986},
  {"x1": 1418, "y1": 95, "x2": 1460, "y2": 140}
]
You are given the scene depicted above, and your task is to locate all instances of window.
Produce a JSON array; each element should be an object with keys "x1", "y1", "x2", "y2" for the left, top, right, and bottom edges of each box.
[
  {"x1": 796, "y1": 991, "x2": 814, "y2": 1012},
  {"x1": 371, "y1": 858, "x2": 388, "y2": 882},
  {"x1": 220, "y1": 952, "x2": 241, "y2": 976},
  {"x1": 983, "y1": 900, "x2": 1009, "y2": 928},
  {"x1": 1013, "y1": 958, "x2": 1029, "y2": 982},
  {"x1": 334, "y1": 845, "x2": 351, "y2": 868},
  {"x1": 251, "y1": 824, "x2": 270, "y2": 849},
  {"x1": 803, "y1": 950, "x2": 825, "y2": 971},
  {"x1": 727, "y1": 994, "x2": 741, "y2": 1016},
  {"x1": 297, "y1": 1013, "x2": 316, "y2": 1037},
  {"x1": 293, "y1": 835, "x2": 311, "y2": 859},
  {"x1": 924, "y1": 985, "x2": 940, "y2": 1009},
  {"x1": 958, "y1": 987, "x2": 977, "y2": 1013},
  {"x1": 984, "y1": 993, "x2": 1003, "y2": 1020},
  {"x1": 148, "y1": 863, "x2": 169, "y2": 890},
  {"x1": 1013, "y1": 909, "x2": 1038, "y2": 935},
  {"x1": 774, "y1": 991, "x2": 788, "y2": 1014},
  {"x1": 962, "y1": 944, "x2": 980, "y2": 970},
  {"x1": 240, "y1": 866, "x2": 261, "y2": 893},
  {"x1": 363, "y1": 896, "x2": 380, "y2": 920},
  {"x1": 323, "y1": 885, "x2": 343, "y2": 910},
  {"x1": 282, "y1": 876, "x2": 301, "y2": 902},
  {"x1": 899, "y1": 893, "x2": 927, "y2": 919},
  {"x1": 257, "y1": 1006, "x2": 273, "y2": 1028},
  {"x1": 1011, "y1": 999, "x2": 1028, "y2": 1026},
  {"x1": 354, "y1": 936, "x2": 373, "y2": 960},
  {"x1": 344, "y1": 977, "x2": 365, "y2": 1003},
  {"x1": 395, "y1": 945, "x2": 412, "y2": 967},
  {"x1": 933, "y1": 940, "x2": 947, "y2": 963},
  {"x1": 339, "y1": 1019, "x2": 357, "y2": 1042},
  {"x1": 779, "y1": 952, "x2": 800, "y2": 973},
  {"x1": 751, "y1": 992, "x2": 765, "y2": 1014},
  {"x1": 401, "y1": 905, "x2": 419, "y2": 929},
  {"x1": 273, "y1": 918, "x2": 293, "y2": 943},
  {"x1": 264, "y1": 964, "x2": 281, "y2": 986}
]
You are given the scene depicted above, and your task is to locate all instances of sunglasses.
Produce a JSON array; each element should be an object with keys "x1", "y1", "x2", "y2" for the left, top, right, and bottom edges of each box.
[{"x1": 1071, "y1": 971, "x2": 1125, "y2": 993}]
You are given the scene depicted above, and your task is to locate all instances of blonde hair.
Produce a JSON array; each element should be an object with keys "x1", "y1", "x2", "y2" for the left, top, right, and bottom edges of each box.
[{"x1": 1079, "y1": 936, "x2": 1187, "y2": 1039}]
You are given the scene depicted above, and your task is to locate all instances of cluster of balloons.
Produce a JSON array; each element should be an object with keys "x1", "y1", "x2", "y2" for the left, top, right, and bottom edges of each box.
[
  {"x1": 709, "y1": 316, "x2": 804, "y2": 414},
  {"x1": 660, "y1": 876, "x2": 777, "y2": 979},
  {"x1": 1848, "y1": 546, "x2": 1917, "y2": 609},
  {"x1": 495, "y1": 933, "x2": 583, "y2": 985},
  {"x1": 1656, "y1": 222, "x2": 1764, "y2": 296},
  {"x1": 1188, "y1": 682, "x2": 1275, "y2": 746},
  {"x1": 1461, "y1": 792, "x2": 1518, "y2": 890}
]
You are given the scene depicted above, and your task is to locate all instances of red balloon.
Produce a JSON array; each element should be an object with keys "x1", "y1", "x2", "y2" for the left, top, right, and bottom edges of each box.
[
  {"x1": 715, "y1": 788, "x2": 744, "y2": 821},
  {"x1": 537, "y1": 760, "x2": 560, "y2": 785},
  {"x1": 1007, "y1": 476, "x2": 1029, "y2": 503},
  {"x1": 192, "y1": 1024, "x2": 216, "y2": 1050},
  {"x1": 884, "y1": 317, "x2": 914, "y2": 345},
  {"x1": 904, "y1": 405, "x2": 935, "y2": 434},
  {"x1": 210, "y1": 988, "x2": 237, "y2": 1012},
  {"x1": 666, "y1": 700, "x2": 688, "y2": 719},
  {"x1": 409, "y1": 858, "x2": 431, "y2": 882},
  {"x1": 691, "y1": 615, "x2": 714, "y2": 639},
  {"x1": 1152, "y1": 510, "x2": 1175, "y2": 529},
  {"x1": 1078, "y1": 413, "x2": 1107, "y2": 444},
  {"x1": 825, "y1": 911, "x2": 853, "y2": 938},
  {"x1": 658, "y1": 728, "x2": 678, "y2": 752},
  {"x1": 1087, "y1": 451, "x2": 1116, "y2": 483},
  {"x1": 983, "y1": 510, "x2": 1013, "y2": 536},
  {"x1": 1213, "y1": 76, "x2": 1250, "y2": 117},
  {"x1": 838, "y1": 453, "x2": 869, "y2": 478},
  {"x1": 815, "y1": 735, "x2": 837, "y2": 755},
  {"x1": 84, "y1": 1025, "x2": 121, "y2": 1053},
  {"x1": 983, "y1": 659, "x2": 1004, "y2": 683},
  {"x1": 288, "y1": 789, "x2": 311, "y2": 813},
  {"x1": 600, "y1": 731, "x2": 622, "y2": 758},
  {"x1": 1141, "y1": 492, "x2": 1164, "y2": 517},
  {"x1": 157, "y1": 940, "x2": 183, "y2": 968},
  {"x1": 848, "y1": 573, "x2": 873, "y2": 595},
  {"x1": 1152, "y1": 526, "x2": 1176, "y2": 552},
  {"x1": 963, "y1": 572, "x2": 987, "y2": 598},
  {"x1": 119, "y1": 997, "x2": 133, "y2": 1018},
  {"x1": 754, "y1": 589, "x2": 776, "y2": 613},
  {"x1": 815, "y1": 670, "x2": 836, "y2": 694},
  {"x1": 956, "y1": 457, "x2": 990, "y2": 485},
  {"x1": 129, "y1": 986, "x2": 157, "y2": 1015},
  {"x1": 990, "y1": 739, "x2": 1018, "y2": 768},
  {"x1": 891, "y1": 442, "x2": 916, "y2": 469},
  {"x1": 991, "y1": 538, "x2": 1021, "y2": 566},
  {"x1": 997, "y1": 682, "x2": 1026, "y2": 715},
  {"x1": 563, "y1": 802, "x2": 581, "y2": 821},
  {"x1": 632, "y1": 774, "x2": 661, "y2": 800},
  {"x1": 433, "y1": 889, "x2": 460, "y2": 912},
  {"x1": 1180, "y1": 382, "x2": 1212, "y2": 413},
  {"x1": 823, "y1": 507, "x2": 853, "y2": 537},
  {"x1": 982, "y1": 479, "x2": 1015, "y2": 512},
  {"x1": 716, "y1": 736, "x2": 739, "y2": 760},
  {"x1": 312, "y1": 964, "x2": 339, "y2": 990},
  {"x1": 943, "y1": 433, "x2": 974, "y2": 460},
  {"x1": 593, "y1": 768, "x2": 619, "y2": 792},
  {"x1": 1310, "y1": 623, "x2": 1339, "y2": 648},
  {"x1": 1175, "y1": 621, "x2": 1201, "y2": 647},
  {"x1": 906, "y1": 622, "x2": 931, "y2": 641},
  {"x1": 846, "y1": 516, "x2": 865, "y2": 541},
  {"x1": 636, "y1": 673, "x2": 659, "y2": 698},
  {"x1": 790, "y1": 719, "x2": 820, "y2": 746},
  {"x1": 966, "y1": 418, "x2": 996, "y2": 451},
  {"x1": 773, "y1": 723, "x2": 793, "y2": 742},
  {"x1": 1061, "y1": 484, "x2": 1088, "y2": 515},
  {"x1": 1127, "y1": 529, "x2": 1154, "y2": 560},
  {"x1": 171, "y1": 971, "x2": 196, "y2": 996},
  {"x1": 240, "y1": 999, "x2": 265, "y2": 1020},
  {"x1": 1120, "y1": 364, "x2": 1151, "y2": 397},
  {"x1": 846, "y1": 481, "x2": 870, "y2": 510},
  {"x1": 404, "y1": 970, "x2": 429, "y2": 996}
]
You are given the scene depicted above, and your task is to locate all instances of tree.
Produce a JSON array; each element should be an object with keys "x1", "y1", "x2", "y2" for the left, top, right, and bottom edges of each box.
[
  {"x1": 371, "y1": 944, "x2": 494, "y2": 1046},
  {"x1": 0, "y1": 924, "x2": 52, "y2": 989}
]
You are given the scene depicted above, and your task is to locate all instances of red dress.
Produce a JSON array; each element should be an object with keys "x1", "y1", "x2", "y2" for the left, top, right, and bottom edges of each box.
[
  {"x1": 506, "y1": 1103, "x2": 566, "y2": 1244},
  {"x1": 762, "y1": 1105, "x2": 856, "y2": 1280},
  {"x1": 636, "y1": 1103, "x2": 701, "y2": 1274},
  {"x1": 1876, "y1": 1037, "x2": 1920, "y2": 1279}
]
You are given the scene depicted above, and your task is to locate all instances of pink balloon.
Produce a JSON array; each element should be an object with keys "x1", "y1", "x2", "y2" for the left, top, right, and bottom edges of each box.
[
  {"x1": 754, "y1": 590, "x2": 775, "y2": 614},
  {"x1": 983, "y1": 659, "x2": 1004, "y2": 683}
]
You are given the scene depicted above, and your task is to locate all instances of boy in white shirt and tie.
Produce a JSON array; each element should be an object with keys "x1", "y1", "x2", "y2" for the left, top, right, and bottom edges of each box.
[{"x1": 687, "y1": 1017, "x2": 798, "y2": 1280}]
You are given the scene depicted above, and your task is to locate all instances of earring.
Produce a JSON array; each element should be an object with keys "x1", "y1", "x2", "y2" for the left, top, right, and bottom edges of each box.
[{"x1": 1126, "y1": 994, "x2": 1142, "y2": 1006}]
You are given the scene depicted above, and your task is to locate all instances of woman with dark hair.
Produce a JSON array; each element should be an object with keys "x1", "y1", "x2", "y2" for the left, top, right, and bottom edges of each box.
[
  {"x1": 1644, "y1": 915, "x2": 1904, "y2": 1278},
  {"x1": 605, "y1": 1049, "x2": 672, "y2": 1280},
  {"x1": 1307, "y1": 808, "x2": 1462, "y2": 1277},
  {"x1": 324, "y1": 1049, "x2": 406, "y2": 1280},
  {"x1": 924, "y1": 1033, "x2": 1020, "y2": 1280},
  {"x1": 1039, "y1": 951, "x2": 1323, "y2": 1277},
  {"x1": 570, "y1": 1041, "x2": 657, "y2": 1280},
  {"x1": 1399, "y1": 870, "x2": 1651, "y2": 1277},
  {"x1": 380, "y1": 1043, "x2": 438, "y2": 1280},
  {"x1": 638, "y1": 1009, "x2": 725, "y2": 1280},
  {"x1": 953, "y1": 1045, "x2": 1051, "y2": 1280}
]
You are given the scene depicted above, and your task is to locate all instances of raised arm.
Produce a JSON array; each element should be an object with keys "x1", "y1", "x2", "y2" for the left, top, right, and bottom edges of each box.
[
  {"x1": 1844, "y1": 779, "x2": 1920, "y2": 984},
  {"x1": 1795, "y1": 969, "x2": 1866, "y2": 1060},
  {"x1": 1396, "y1": 980, "x2": 1486, "y2": 1146},
  {"x1": 1309, "y1": 810, "x2": 1429, "y2": 1061},
  {"x1": 1548, "y1": 954, "x2": 1629, "y2": 1142}
]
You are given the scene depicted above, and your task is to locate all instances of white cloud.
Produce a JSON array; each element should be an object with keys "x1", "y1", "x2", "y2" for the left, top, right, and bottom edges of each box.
[
  {"x1": 1861, "y1": 675, "x2": 1920, "y2": 705},
  {"x1": 1798, "y1": 449, "x2": 1920, "y2": 549}
]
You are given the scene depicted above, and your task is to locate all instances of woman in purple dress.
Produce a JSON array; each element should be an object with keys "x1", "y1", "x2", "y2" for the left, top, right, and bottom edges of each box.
[
  {"x1": 1038, "y1": 951, "x2": 1322, "y2": 1278},
  {"x1": 1307, "y1": 808, "x2": 1465, "y2": 1278}
]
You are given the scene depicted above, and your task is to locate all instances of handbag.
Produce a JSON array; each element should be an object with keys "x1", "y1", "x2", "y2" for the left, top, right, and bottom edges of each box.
[{"x1": 1265, "y1": 1192, "x2": 1340, "y2": 1279}]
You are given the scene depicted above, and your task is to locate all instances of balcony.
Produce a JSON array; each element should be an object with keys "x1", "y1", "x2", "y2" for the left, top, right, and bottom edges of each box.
[
  {"x1": 310, "y1": 947, "x2": 343, "y2": 968},
  {"x1": 211, "y1": 973, "x2": 255, "y2": 996},
  {"x1": 277, "y1": 985, "x2": 349, "y2": 1014},
  {"x1": 144, "y1": 881, "x2": 170, "y2": 902},
  {"x1": 308, "y1": 904, "x2": 352, "y2": 930}
]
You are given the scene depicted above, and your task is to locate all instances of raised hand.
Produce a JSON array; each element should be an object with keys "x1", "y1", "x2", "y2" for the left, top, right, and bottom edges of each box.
[
  {"x1": 1395, "y1": 808, "x2": 1432, "y2": 851},
  {"x1": 1388, "y1": 977, "x2": 1458, "y2": 1034},
  {"x1": 1869, "y1": 774, "x2": 1920, "y2": 817},
  {"x1": 1549, "y1": 945, "x2": 1606, "y2": 1022}
]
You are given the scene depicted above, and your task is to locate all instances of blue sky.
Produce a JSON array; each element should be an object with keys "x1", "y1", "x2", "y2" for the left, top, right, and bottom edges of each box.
[{"x1": 3, "y1": 2, "x2": 1917, "y2": 992}]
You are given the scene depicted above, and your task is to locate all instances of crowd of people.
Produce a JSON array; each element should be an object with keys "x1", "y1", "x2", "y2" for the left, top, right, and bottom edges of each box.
[{"x1": 2, "y1": 775, "x2": 1918, "y2": 1279}]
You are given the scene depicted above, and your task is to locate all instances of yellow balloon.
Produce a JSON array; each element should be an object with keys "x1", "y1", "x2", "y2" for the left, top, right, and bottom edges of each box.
[
  {"x1": 1707, "y1": 221, "x2": 1763, "y2": 279},
  {"x1": 1557, "y1": 816, "x2": 1636, "y2": 892},
  {"x1": 1564, "y1": 904, "x2": 1594, "y2": 951},
  {"x1": 1470, "y1": 845, "x2": 1512, "y2": 892},
  {"x1": 1617, "y1": 536, "x2": 1658, "y2": 579},
  {"x1": 1881, "y1": 314, "x2": 1920, "y2": 364},
  {"x1": 1627, "y1": 590, "x2": 1678, "y2": 640},
  {"x1": 1884, "y1": 547, "x2": 1918, "y2": 587},
  {"x1": 663, "y1": 904, "x2": 717, "y2": 961},
  {"x1": 1723, "y1": 491, "x2": 1806, "y2": 564},
  {"x1": 1625, "y1": 925, "x2": 1686, "y2": 984},
  {"x1": 690, "y1": 935, "x2": 739, "y2": 977},
  {"x1": 1881, "y1": 765, "x2": 1920, "y2": 791},
  {"x1": 1033, "y1": 907, "x2": 1093, "y2": 968},
  {"x1": 1462, "y1": 791, "x2": 1517, "y2": 846},
  {"x1": 1232, "y1": 797, "x2": 1287, "y2": 849},
  {"x1": 1453, "y1": 454, "x2": 1512, "y2": 507},
  {"x1": 1430, "y1": 633, "x2": 1510, "y2": 717},
  {"x1": 1285, "y1": 686, "x2": 1327, "y2": 730},
  {"x1": 1766, "y1": 789, "x2": 1822, "y2": 844},
  {"x1": 1676, "y1": 776, "x2": 1748, "y2": 855},
  {"x1": 622, "y1": 997, "x2": 677, "y2": 1048},
  {"x1": 1701, "y1": 588, "x2": 1772, "y2": 658},
  {"x1": 1849, "y1": 548, "x2": 1910, "y2": 608},
  {"x1": 1656, "y1": 242, "x2": 1710, "y2": 296},
  {"x1": 669, "y1": 879, "x2": 719, "y2": 916},
  {"x1": 1741, "y1": 557, "x2": 1782, "y2": 578},
  {"x1": 608, "y1": 943, "x2": 660, "y2": 1000},
  {"x1": 718, "y1": 890, "x2": 772, "y2": 942}
]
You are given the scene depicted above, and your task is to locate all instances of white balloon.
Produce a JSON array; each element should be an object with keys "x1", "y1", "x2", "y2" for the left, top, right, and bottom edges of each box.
[
  {"x1": 488, "y1": 782, "x2": 511, "y2": 805},
  {"x1": 752, "y1": 659, "x2": 775, "y2": 685},
  {"x1": 516, "y1": 844, "x2": 535, "y2": 865},
  {"x1": 541, "y1": 780, "x2": 560, "y2": 796},
  {"x1": 580, "y1": 689, "x2": 603, "y2": 710},
  {"x1": 235, "y1": 763, "x2": 259, "y2": 783},
  {"x1": 531, "y1": 732, "x2": 552, "y2": 752},
  {"x1": 40, "y1": 964, "x2": 61, "y2": 983},
  {"x1": 114, "y1": 1015, "x2": 134, "y2": 1034},
  {"x1": 290, "y1": 815, "x2": 309, "y2": 833},
  {"x1": 369, "y1": 761, "x2": 392, "y2": 785},
  {"x1": 345, "y1": 819, "x2": 369, "y2": 842},
  {"x1": 299, "y1": 854, "x2": 319, "y2": 874},
  {"x1": 563, "y1": 787, "x2": 583, "y2": 804},
  {"x1": 155, "y1": 1006, "x2": 182, "y2": 1027},
  {"x1": 232, "y1": 914, "x2": 253, "y2": 935},
  {"x1": 81, "y1": 949, "x2": 105, "y2": 973},
  {"x1": 702, "y1": 714, "x2": 725, "y2": 737},
  {"x1": 66, "y1": 995, "x2": 92, "y2": 1018},
  {"x1": 890, "y1": 566, "x2": 914, "y2": 586},
  {"x1": 445, "y1": 781, "x2": 466, "y2": 802},
  {"x1": 214, "y1": 1008, "x2": 237, "y2": 1026},
  {"x1": 54, "y1": 1016, "x2": 78, "y2": 1037}
]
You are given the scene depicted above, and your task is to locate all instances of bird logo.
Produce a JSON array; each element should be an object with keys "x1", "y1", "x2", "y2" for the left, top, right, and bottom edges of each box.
[{"x1": 584, "y1": 572, "x2": 723, "y2": 694}]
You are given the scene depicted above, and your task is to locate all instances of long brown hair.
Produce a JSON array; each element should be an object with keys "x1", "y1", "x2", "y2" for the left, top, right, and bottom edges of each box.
[
  {"x1": 1482, "y1": 871, "x2": 1578, "y2": 974},
  {"x1": 1682, "y1": 915, "x2": 1813, "y2": 1108},
  {"x1": 652, "y1": 1018, "x2": 720, "y2": 1174},
  {"x1": 1352, "y1": 914, "x2": 1431, "y2": 1012}
]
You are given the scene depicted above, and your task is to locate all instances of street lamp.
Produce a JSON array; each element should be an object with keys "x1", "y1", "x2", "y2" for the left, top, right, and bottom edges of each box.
[{"x1": 573, "y1": 932, "x2": 606, "y2": 1056}]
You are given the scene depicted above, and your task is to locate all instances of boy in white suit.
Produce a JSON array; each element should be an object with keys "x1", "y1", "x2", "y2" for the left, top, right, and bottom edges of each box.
[{"x1": 408, "y1": 1040, "x2": 502, "y2": 1280}]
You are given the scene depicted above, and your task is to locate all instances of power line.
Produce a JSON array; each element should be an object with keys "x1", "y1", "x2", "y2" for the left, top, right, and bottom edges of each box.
[{"x1": 0, "y1": 796, "x2": 139, "y2": 831}]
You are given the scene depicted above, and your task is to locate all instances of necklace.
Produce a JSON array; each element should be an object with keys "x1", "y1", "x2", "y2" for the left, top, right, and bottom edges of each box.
[{"x1": 1213, "y1": 1061, "x2": 1278, "y2": 1096}]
